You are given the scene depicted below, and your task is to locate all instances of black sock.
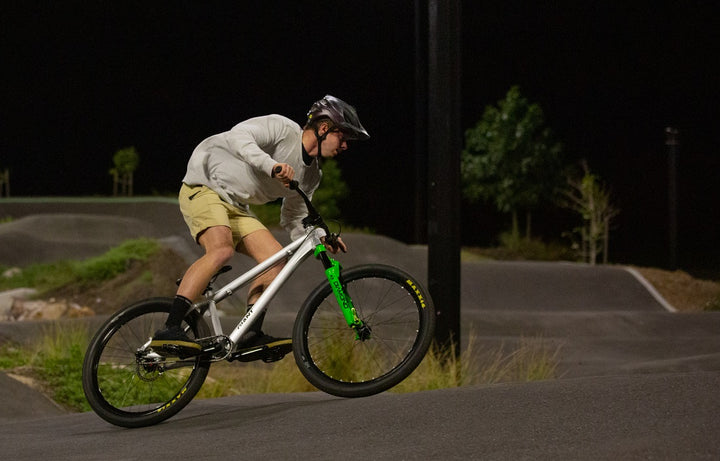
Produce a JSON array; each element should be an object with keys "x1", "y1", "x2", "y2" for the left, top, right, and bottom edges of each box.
[{"x1": 165, "y1": 295, "x2": 193, "y2": 328}]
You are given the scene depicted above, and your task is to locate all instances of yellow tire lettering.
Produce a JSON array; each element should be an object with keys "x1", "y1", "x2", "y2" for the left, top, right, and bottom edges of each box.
[
  {"x1": 155, "y1": 386, "x2": 188, "y2": 413},
  {"x1": 406, "y1": 280, "x2": 426, "y2": 308}
]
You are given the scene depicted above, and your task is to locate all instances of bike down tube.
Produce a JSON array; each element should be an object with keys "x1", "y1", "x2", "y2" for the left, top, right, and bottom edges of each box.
[{"x1": 227, "y1": 233, "x2": 319, "y2": 344}]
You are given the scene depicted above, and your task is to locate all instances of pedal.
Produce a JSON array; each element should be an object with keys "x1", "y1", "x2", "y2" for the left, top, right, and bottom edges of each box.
[
  {"x1": 150, "y1": 336, "x2": 229, "y2": 360},
  {"x1": 229, "y1": 343, "x2": 293, "y2": 363},
  {"x1": 150, "y1": 343, "x2": 202, "y2": 359},
  {"x1": 261, "y1": 345, "x2": 291, "y2": 363}
]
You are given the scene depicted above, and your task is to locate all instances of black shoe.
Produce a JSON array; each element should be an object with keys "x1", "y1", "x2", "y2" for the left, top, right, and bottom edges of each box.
[
  {"x1": 232, "y1": 331, "x2": 292, "y2": 363},
  {"x1": 237, "y1": 331, "x2": 291, "y2": 351},
  {"x1": 150, "y1": 325, "x2": 202, "y2": 356}
]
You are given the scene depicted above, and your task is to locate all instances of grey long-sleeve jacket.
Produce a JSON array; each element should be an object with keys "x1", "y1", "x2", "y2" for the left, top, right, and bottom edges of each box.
[{"x1": 182, "y1": 114, "x2": 322, "y2": 240}]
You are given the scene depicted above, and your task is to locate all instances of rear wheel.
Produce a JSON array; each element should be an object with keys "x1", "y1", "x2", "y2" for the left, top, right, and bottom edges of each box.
[
  {"x1": 293, "y1": 264, "x2": 435, "y2": 397},
  {"x1": 82, "y1": 298, "x2": 210, "y2": 428}
]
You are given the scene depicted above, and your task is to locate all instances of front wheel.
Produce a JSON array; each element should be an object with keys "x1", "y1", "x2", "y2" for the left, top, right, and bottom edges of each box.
[
  {"x1": 82, "y1": 298, "x2": 211, "y2": 428},
  {"x1": 293, "y1": 264, "x2": 435, "y2": 398}
]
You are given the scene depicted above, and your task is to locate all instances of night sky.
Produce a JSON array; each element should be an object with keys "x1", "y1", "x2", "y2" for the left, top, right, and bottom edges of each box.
[{"x1": 2, "y1": 2, "x2": 719, "y2": 273}]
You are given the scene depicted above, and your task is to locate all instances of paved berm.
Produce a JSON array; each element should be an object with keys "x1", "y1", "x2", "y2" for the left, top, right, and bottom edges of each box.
[{"x1": 1, "y1": 198, "x2": 719, "y2": 460}]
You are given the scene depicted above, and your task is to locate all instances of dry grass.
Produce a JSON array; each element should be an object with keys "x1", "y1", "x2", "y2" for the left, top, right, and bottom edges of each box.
[
  {"x1": 198, "y1": 360, "x2": 315, "y2": 398},
  {"x1": 632, "y1": 266, "x2": 720, "y2": 311},
  {"x1": 194, "y1": 335, "x2": 561, "y2": 399}
]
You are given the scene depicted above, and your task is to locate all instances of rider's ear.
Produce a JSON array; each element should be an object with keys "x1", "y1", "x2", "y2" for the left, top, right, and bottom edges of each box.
[{"x1": 318, "y1": 122, "x2": 331, "y2": 137}]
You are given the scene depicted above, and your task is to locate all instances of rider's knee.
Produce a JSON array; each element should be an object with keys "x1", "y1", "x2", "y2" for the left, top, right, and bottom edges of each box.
[{"x1": 207, "y1": 244, "x2": 235, "y2": 267}]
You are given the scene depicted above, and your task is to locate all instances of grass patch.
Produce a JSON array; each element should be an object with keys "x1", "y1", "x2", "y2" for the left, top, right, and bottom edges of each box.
[
  {"x1": 32, "y1": 324, "x2": 91, "y2": 411},
  {"x1": 1, "y1": 323, "x2": 92, "y2": 412},
  {"x1": 0, "y1": 342, "x2": 27, "y2": 369},
  {"x1": 475, "y1": 337, "x2": 561, "y2": 383},
  {"x1": 199, "y1": 360, "x2": 315, "y2": 398},
  {"x1": 74, "y1": 239, "x2": 159, "y2": 282},
  {"x1": 0, "y1": 238, "x2": 160, "y2": 293},
  {"x1": 394, "y1": 336, "x2": 560, "y2": 392},
  {"x1": 199, "y1": 335, "x2": 560, "y2": 399},
  {"x1": 0, "y1": 260, "x2": 77, "y2": 292}
]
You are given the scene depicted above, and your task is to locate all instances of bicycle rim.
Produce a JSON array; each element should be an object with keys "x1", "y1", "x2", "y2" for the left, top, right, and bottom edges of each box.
[
  {"x1": 294, "y1": 265, "x2": 435, "y2": 397},
  {"x1": 82, "y1": 298, "x2": 210, "y2": 427}
]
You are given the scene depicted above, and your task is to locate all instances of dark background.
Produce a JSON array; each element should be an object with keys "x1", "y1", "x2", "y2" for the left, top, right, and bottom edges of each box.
[{"x1": 2, "y1": 1, "x2": 718, "y2": 274}]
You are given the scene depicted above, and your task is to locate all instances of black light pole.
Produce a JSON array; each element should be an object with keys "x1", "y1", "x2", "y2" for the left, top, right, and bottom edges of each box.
[
  {"x1": 665, "y1": 127, "x2": 679, "y2": 270},
  {"x1": 426, "y1": 0, "x2": 461, "y2": 352},
  {"x1": 414, "y1": 0, "x2": 428, "y2": 244}
]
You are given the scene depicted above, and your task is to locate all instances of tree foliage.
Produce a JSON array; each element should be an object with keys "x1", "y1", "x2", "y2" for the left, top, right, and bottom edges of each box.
[
  {"x1": 461, "y1": 86, "x2": 563, "y2": 237},
  {"x1": 109, "y1": 146, "x2": 139, "y2": 196},
  {"x1": 111, "y1": 146, "x2": 140, "y2": 175},
  {"x1": 560, "y1": 162, "x2": 619, "y2": 264},
  {"x1": 313, "y1": 157, "x2": 349, "y2": 219}
]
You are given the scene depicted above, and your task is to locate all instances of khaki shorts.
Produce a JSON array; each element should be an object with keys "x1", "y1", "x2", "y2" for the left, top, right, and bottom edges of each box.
[{"x1": 179, "y1": 183, "x2": 267, "y2": 247}]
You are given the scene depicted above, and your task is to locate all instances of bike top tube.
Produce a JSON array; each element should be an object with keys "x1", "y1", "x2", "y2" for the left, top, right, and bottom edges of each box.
[{"x1": 209, "y1": 233, "x2": 309, "y2": 304}]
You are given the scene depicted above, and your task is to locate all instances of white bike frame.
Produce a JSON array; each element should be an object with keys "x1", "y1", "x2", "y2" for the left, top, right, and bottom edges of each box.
[{"x1": 196, "y1": 225, "x2": 326, "y2": 347}]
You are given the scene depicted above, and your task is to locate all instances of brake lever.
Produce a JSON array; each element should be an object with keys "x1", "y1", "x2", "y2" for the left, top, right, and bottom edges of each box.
[{"x1": 325, "y1": 232, "x2": 340, "y2": 248}]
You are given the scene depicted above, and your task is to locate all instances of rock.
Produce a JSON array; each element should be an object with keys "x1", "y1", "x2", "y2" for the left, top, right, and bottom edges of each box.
[
  {"x1": 2, "y1": 267, "x2": 22, "y2": 278},
  {"x1": 66, "y1": 303, "x2": 95, "y2": 318},
  {"x1": 5, "y1": 297, "x2": 94, "y2": 321},
  {"x1": 11, "y1": 298, "x2": 67, "y2": 320},
  {"x1": 0, "y1": 288, "x2": 38, "y2": 319}
]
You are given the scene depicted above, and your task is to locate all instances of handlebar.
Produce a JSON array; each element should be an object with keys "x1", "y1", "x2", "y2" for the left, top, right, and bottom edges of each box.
[{"x1": 273, "y1": 166, "x2": 338, "y2": 246}]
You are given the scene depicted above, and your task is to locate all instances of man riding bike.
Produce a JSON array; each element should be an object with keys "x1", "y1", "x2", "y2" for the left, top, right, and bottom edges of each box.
[{"x1": 150, "y1": 95, "x2": 369, "y2": 356}]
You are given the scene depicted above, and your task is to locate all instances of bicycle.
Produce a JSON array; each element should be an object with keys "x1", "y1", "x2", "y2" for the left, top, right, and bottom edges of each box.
[{"x1": 82, "y1": 178, "x2": 436, "y2": 428}]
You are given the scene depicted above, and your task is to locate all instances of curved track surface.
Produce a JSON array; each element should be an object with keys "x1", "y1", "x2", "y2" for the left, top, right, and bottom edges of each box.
[{"x1": 1, "y1": 200, "x2": 719, "y2": 459}]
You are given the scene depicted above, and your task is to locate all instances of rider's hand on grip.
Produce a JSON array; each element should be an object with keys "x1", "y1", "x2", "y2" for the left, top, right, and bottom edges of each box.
[
  {"x1": 324, "y1": 233, "x2": 347, "y2": 254},
  {"x1": 272, "y1": 164, "x2": 294, "y2": 187}
]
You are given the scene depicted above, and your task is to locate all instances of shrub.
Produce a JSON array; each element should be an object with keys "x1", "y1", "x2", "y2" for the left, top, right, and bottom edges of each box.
[
  {"x1": 0, "y1": 238, "x2": 160, "y2": 292},
  {"x1": 74, "y1": 238, "x2": 159, "y2": 282}
]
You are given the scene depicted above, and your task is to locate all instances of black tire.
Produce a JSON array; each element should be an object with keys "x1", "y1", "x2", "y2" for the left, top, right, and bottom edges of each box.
[
  {"x1": 82, "y1": 298, "x2": 211, "y2": 428},
  {"x1": 293, "y1": 264, "x2": 435, "y2": 397}
]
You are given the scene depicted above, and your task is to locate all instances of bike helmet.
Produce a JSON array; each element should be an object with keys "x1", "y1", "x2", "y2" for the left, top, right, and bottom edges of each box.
[{"x1": 307, "y1": 95, "x2": 370, "y2": 141}]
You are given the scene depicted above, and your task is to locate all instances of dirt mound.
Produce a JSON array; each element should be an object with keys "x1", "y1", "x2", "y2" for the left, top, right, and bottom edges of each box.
[{"x1": 41, "y1": 246, "x2": 188, "y2": 315}]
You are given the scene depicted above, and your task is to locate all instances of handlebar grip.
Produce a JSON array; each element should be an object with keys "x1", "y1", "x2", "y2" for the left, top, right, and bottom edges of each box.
[{"x1": 274, "y1": 165, "x2": 298, "y2": 189}]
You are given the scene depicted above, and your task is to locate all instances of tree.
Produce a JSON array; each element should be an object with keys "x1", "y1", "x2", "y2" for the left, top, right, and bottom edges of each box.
[
  {"x1": 461, "y1": 86, "x2": 563, "y2": 242},
  {"x1": 313, "y1": 157, "x2": 349, "y2": 220},
  {"x1": 110, "y1": 146, "x2": 140, "y2": 196},
  {"x1": 560, "y1": 162, "x2": 619, "y2": 264},
  {"x1": 0, "y1": 167, "x2": 9, "y2": 197}
]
